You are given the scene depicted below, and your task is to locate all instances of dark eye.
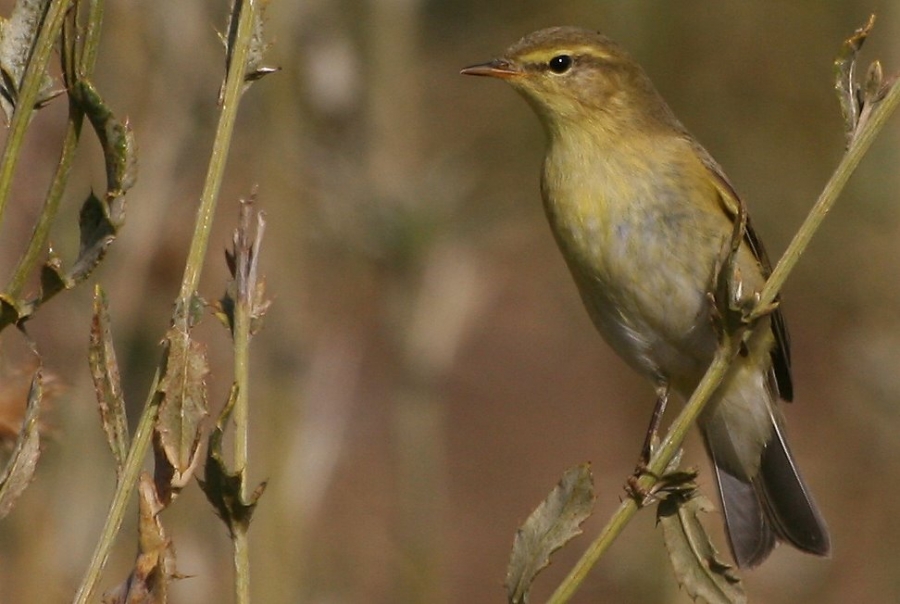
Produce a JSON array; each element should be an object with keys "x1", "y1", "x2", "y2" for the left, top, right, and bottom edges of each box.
[{"x1": 548, "y1": 54, "x2": 572, "y2": 74}]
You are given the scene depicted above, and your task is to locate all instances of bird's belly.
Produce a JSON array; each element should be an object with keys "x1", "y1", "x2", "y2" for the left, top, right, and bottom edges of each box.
[
  {"x1": 575, "y1": 266, "x2": 715, "y2": 385},
  {"x1": 541, "y1": 142, "x2": 735, "y2": 385},
  {"x1": 560, "y1": 215, "x2": 721, "y2": 386}
]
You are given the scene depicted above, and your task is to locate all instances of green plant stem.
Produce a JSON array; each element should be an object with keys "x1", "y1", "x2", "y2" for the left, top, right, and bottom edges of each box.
[
  {"x1": 206, "y1": 4, "x2": 262, "y2": 603},
  {"x1": 7, "y1": 0, "x2": 106, "y2": 300},
  {"x1": 547, "y1": 74, "x2": 900, "y2": 604},
  {"x1": 178, "y1": 0, "x2": 257, "y2": 305},
  {"x1": 0, "y1": 0, "x2": 69, "y2": 226},
  {"x1": 233, "y1": 299, "x2": 250, "y2": 491},
  {"x1": 546, "y1": 346, "x2": 736, "y2": 604},
  {"x1": 756, "y1": 78, "x2": 900, "y2": 312},
  {"x1": 72, "y1": 372, "x2": 163, "y2": 604},
  {"x1": 232, "y1": 299, "x2": 251, "y2": 603},
  {"x1": 80, "y1": 0, "x2": 106, "y2": 74},
  {"x1": 5, "y1": 117, "x2": 81, "y2": 298},
  {"x1": 72, "y1": 0, "x2": 261, "y2": 600}
]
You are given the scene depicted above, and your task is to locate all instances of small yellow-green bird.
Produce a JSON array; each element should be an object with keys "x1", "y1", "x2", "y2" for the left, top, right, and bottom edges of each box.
[{"x1": 462, "y1": 26, "x2": 830, "y2": 568}]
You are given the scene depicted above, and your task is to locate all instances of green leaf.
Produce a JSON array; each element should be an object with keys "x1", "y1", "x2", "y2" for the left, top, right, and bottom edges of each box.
[
  {"x1": 0, "y1": 0, "x2": 59, "y2": 121},
  {"x1": 658, "y1": 492, "x2": 746, "y2": 604},
  {"x1": 88, "y1": 285, "x2": 129, "y2": 474},
  {"x1": 63, "y1": 78, "x2": 137, "y2": 285},
  {"x1": 0, "y1": 367, "x2": 43, "y2": 519},
  {"x1": 72, "y1": 78, "x2": 138, "y2": 198},
  {"x1": 506, "y1": 463, "x2": 595, "y2": 604},
  {"x1": 198, "y1": 383, "x2": 267, "y2": 537},
  {"x1": 155, "y1": 325, "x2": 209, "y2": 501}
]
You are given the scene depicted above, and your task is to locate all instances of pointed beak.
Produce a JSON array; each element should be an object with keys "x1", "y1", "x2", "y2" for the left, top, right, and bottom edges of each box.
[{"x1": 460, "y1": 59, "x2": 522, "y2": 79}]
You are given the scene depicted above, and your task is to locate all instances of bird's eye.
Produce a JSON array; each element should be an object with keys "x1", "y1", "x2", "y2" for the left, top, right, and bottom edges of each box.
[{"x1": 548, "y1": 54, "x2": 573, "y2": 74}]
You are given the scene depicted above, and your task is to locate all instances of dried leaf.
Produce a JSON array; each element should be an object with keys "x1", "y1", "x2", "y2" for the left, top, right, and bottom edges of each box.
[
  {"x1": 39, "y1": 250, "x2": 71, "y2": 301},
  {"x1": 244, "y1": 0, "x2": 275, "y2": 85},
  {"x1": 658, "y1": 491, "x2": 746, "y2": 604},
  {"x1": 864, "y1": 60, "x2": 884, "y2": 103},
  {"x1": 217, "y1": 197, "x2": 270, "y2": 336},
  {"x1": 0, "y1": 294, "x2": 24, "y2": 329},
  {"x1": 0, "y1": 368, "x2": 42, "y2": 519},
  {"x1": 154, "y1": 326, "x2": 209, "y2": 501},
  {"x1": 198, "y1": 384, "x2": 267, "y2": 537},
  {"x1": 834, "y1": 14, "x2": 875, "y2": 141},
  {"x1": 102, "y1": 473, "x2": 178, "y2": 603},
  {"x1": 505, "y1": 463, "x2": 595, "y2": 604},
  {"x1": 70, "y1": 191, "x2": 117, "y2": 284},
  {"x1": 220, "y1": 0, "x2": 277, "y2": 103},
  {"x1": 89, "y1": 285, "x2": 129, "y2": 474},
  {"x1": 0, "y1": 0, "x2": 58, "y2": 121}
]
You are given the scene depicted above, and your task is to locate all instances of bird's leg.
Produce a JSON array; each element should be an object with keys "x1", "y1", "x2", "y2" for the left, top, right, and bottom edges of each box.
[
  {"x1": 625, "y1": 385, "x2": 669, "y2": 504},
  {"x1": 639, "y1": 385, "x2": 669, "y2": 467},
  {"x1": 709, "y1": 204, "x2": 749, "y2": 338},
  {"x1": 706, "y1": 202, "x2": 782, "y2": 358}
]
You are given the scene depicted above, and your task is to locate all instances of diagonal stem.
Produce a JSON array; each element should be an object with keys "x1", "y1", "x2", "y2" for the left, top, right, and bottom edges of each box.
[{"x1": 547, "y1": 63, "x2": 900, "y2": 604}]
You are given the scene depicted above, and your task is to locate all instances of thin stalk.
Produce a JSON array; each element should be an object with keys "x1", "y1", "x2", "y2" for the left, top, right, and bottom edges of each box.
[
  {"x1": 178, "y1": 0, "x2": 258, "y2": 304},
  {"x1": 232, "y1": 297, "x2": 251, "y2": 603},
  {"x1": 5, "y1": 116, "x2": 81, "y2": 297},
  {"x1": 233, "y1": 294, "x2": 250, "y2": 491},
  {"x1": 80, "y1": 0, "x2": 106, "y2": 73},
  {"x1": 546, "y1": 347, "x2": 736, "y2": 604},
  {"x1": 73, "y1": 0, "x2": 262, "y2": 600},
  {"x1": 0, "y1": 0, "x2": 69, "y2": 225},
  {"x1": 757, "y1": 79, "x2": 900, "y2": 312},
  {"x1": 7, "y1": 0, "x2": 106, "y2": 298},
  {"x1": 192, "y1": 3, "x2": 262, "y2": 603},
  {"x1": 72, "y1": 371, "x2": 163, "y2": 604}
]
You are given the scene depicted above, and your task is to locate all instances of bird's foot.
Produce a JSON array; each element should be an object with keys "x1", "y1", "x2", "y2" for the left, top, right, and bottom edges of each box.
[
  {"x1": 625, "y1": 465, "x2": 699, "y2": 507},
  {"x1": 708, "y1": 204, "x2": 767, "y2": 351}
]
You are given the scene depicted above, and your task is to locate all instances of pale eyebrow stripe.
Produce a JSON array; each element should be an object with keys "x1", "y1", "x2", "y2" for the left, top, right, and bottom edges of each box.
[{"x1": 519, "y1": 45, "x2": 615, "y2": 64}]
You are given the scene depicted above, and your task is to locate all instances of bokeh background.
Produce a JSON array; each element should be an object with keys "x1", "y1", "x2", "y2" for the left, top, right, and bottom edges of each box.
[{"x1": 0, "y1": 1, "x2": 898, "y2": 602}]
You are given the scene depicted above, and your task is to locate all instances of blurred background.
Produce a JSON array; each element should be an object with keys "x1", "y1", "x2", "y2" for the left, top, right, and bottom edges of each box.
[{"x1": 0, "y1": 0, "x2": 898, "y2": 602}]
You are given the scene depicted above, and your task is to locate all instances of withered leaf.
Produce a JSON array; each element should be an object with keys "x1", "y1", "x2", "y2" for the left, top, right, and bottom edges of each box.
[
  {"x1": 39, "y1": 250, "x2": 71, "y2": 302},
  {"x1": 834, "y1": 14, "x2": 875, "y2": 140},
  {"x1": 217, "y1": 198, "x2": 270, "y2": 336},
  {"x1": 199, "y1": 384, "x2": 267, "y2": 537},
  {"x1": 89, "y1": 285, "x2": 129, "y2": 474},
  {"x1": 155, "y1": 326, "x2": 209, "y2": 500},
  {"x1": 658, "y1": 491, "x2": 746, "y2": 604},
  {"x1": 0, "y1": 367, "x2": 42, "y2": 519},
  {"x1": 505, "y1": 463, "x2": 594, "y2": 604},
  {"x1": 101, "y1": 473, "x2": 178, "y2": 604},
  {"x1": 220, "y1": 0, "x2": 276, "y2": 103},
  {"x1": 0, "y1": 0, "x2": 59, "y2": 121}
]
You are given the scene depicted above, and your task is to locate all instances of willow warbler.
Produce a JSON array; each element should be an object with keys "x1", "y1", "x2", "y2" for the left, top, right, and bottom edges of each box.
[{"x1": 462, "y1": 26, "x2": 830, "y2": 568}]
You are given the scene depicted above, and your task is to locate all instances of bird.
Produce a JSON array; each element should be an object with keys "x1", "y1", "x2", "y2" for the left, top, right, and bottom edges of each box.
[{"x1": 461, "y1": 26, "x2": 830, "y2": 568}]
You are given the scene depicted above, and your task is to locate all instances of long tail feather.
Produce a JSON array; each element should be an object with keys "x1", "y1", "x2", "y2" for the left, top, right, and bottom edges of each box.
[{"x1": 755, "y1": 420, "x2": 831, "y2": 557}]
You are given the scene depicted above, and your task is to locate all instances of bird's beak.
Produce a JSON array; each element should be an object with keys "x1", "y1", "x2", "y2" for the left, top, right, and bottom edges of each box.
[{"x1": 460, "y1": 59, "x2": 522, "y2": 79}]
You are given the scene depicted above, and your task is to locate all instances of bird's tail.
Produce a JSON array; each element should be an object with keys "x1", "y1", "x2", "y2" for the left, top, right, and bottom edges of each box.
[{"x1": 705, "y1": 416, "x2": 831, "y2": 568}]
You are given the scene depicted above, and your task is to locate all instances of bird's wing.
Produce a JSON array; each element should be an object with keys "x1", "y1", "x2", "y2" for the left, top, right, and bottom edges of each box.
[{"x1": 697, "y1": 147, "x2": 793, "y2": 402}]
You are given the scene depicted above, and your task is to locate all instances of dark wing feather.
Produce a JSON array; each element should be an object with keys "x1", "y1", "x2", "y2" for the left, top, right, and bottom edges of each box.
[{"x1": 695, "y1": 145, "x2": 794, "y2": 402}]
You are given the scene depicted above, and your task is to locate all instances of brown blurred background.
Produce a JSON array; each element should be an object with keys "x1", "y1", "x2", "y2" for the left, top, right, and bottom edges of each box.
[{"x1": 0, "y1": 1, "x2": 898, "y2": 602}]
